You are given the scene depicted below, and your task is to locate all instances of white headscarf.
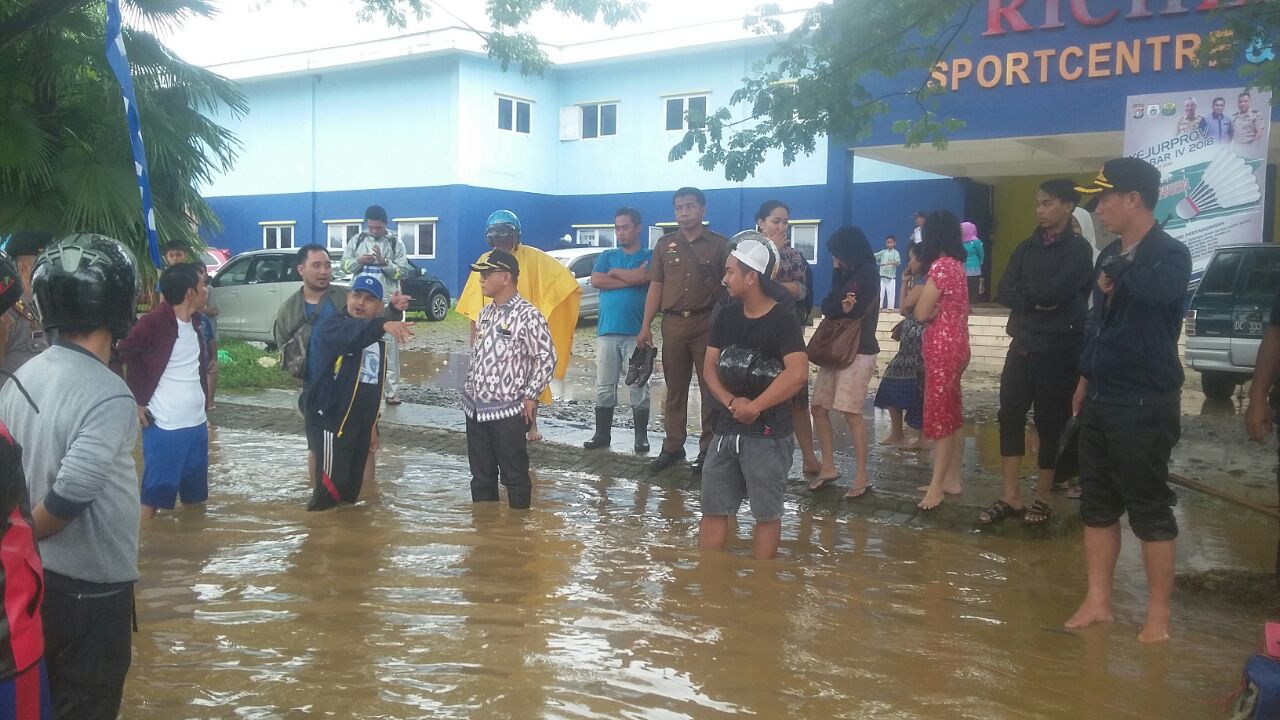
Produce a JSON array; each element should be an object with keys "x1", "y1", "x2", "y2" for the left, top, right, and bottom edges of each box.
[{"x1": 1072, "y1": 206, "x2": 1101, "y2": 264}]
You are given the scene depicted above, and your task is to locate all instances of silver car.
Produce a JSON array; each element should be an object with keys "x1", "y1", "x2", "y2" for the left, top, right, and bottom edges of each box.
[
  {"x1": 209, "y1": 249, "x2": 302, "y2": 343},
  {"x1": 548, "y1": 247, "x2": 604, "y2": 320}
]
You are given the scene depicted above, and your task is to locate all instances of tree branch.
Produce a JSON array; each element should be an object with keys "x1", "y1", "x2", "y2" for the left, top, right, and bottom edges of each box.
[{"x1": 0, "y1": 0, "x2": 96, "y2": 52}]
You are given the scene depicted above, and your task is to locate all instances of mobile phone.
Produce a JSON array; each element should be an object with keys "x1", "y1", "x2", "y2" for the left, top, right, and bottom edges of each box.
[{"x1": 144, "y1": 410, "x2": 156, "y2": 425}]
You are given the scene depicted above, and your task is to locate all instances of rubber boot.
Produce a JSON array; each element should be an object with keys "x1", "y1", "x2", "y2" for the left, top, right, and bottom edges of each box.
[
  {"x1": 508, "y1": 487, "x2": 532, "y2": 510},
  {"x1": 633, "y1": 408, "x2": 650, "y2": 454},
  {"x1": 584, "y1": 407, "x2": 614, "y2": 450}
]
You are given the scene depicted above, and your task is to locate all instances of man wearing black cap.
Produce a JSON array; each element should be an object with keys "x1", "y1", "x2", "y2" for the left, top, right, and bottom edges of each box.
[
  {"x1": 0, "y1": 231, "x2": 51, "y2": 383},
  {"x1": 1065, "y1": 157, "x2": 1191, "y2": 644},
  {"x1": 462, "y1": 250, "x2": 555, "y2": 510},
  {"x1": 342, "y1": 205, "x2": 413, "y2": 405}
]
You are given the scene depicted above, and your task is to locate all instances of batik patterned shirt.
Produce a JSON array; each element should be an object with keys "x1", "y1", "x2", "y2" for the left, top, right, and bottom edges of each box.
[
  {"x1": 463, "y1": 294, "x2": 556, "y2": 422},
  {"x1": 776, "y1": 243, "x2": 809, "y2": 298}
]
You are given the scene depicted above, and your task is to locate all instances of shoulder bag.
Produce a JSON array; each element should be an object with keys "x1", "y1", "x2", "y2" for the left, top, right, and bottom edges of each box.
[{"x1": 806, "y1": 316, "x2": 862, "y2": 369}]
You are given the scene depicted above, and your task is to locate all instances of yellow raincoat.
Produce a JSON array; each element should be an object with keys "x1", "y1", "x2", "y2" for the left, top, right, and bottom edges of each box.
[{"x1": 457, "y1": 244, "x2": 582, "y2": 404}]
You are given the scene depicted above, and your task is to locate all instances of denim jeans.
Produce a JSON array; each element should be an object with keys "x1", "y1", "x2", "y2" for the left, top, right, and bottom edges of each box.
[{"x1": 596, "y1": 334, "x2": 650, "y2": 410}]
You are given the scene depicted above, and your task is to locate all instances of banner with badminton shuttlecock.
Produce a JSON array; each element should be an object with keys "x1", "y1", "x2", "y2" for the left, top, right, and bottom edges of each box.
[{"x1": 1124, "y1": 86, "x2": 1271, "y2": 280}]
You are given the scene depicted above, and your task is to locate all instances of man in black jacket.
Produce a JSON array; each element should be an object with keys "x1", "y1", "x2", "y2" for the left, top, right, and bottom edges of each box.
[
  {"x1": 1064, "y1": 157, "x2": 1191, "y2": 644},
  {"x1": 304, "y1": 275, "x2": 413, "y2": 511},
  {"x1": 981, "y1": 179, "x2": 1094, "y2": 527}
]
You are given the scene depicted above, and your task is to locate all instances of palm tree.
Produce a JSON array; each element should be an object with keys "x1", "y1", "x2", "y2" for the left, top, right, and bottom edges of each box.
[{"x1": 0, "y1": 0, "x2": 246, "y2": 283}]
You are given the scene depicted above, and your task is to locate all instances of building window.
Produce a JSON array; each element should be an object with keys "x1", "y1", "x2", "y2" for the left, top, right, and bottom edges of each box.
[
  {"x1": 665, "y1": 94, "x2": 707, "y2": 131},
  {"x1": 575, "y1": 227, "x2": 616, "y2": 248},
  {"x1": 324, "y1": 221, "x2": 361, "y2": 252},
  {"x1": 648, "y1": 226, "x2": 665, "y2": 250},
  {"x1": 261, "y1": 223, "x2": 295, "y2": 250},
  {"x1": 498, "y1": 96, "x2": 531, "y2": 134},
  {"x1": 581, "y1": 103, "x2": 617, "y2": 139},
  {"x1": 790, "y1": 223, "x2": 819, "y2": 263},
  {"x1": 396, "y1": 218, "x2": 437, "y2": 258}
]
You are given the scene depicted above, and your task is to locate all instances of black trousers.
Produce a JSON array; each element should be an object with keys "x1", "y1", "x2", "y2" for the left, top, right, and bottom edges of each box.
[
  {"x1": 308, "y1": 388, "x2": 379, "y2": 511},
  {"x1": 1078, "y1": 400, "x2": 1180, "y2": 542},
  {"x1": 466, "y1": 414, "x2": 532, "y2": 508},
  {"x1": 42, "y1": 572, "x2": 133, "y2": 720},
  {"x1": 998, "y1": 344, "x2": 1079, "y2": 469}
]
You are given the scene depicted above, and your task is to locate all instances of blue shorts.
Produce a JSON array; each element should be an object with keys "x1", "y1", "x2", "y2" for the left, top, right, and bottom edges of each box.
[{"x1": 141, "y1": 423, "x2": 209, "y2": 509}]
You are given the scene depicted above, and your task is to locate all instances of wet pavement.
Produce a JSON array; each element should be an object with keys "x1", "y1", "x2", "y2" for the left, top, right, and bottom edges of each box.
[{"x1": 126, "y1": 424, "x2": 1270, "y2": 719}]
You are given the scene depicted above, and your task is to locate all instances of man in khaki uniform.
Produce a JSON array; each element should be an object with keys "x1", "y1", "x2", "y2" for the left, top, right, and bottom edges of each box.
[
  {"x1": 638, "y1": 187, "x2": 730, "y2": 473},
  {"x1": 1232, "y1": 91, "x2": 1266, "y2": 145}
]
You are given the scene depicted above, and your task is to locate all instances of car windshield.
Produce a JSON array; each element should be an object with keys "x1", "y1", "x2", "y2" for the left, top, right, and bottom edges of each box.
[{"x1": 200, "y1": 252, "x2": 217, "y2": 265}]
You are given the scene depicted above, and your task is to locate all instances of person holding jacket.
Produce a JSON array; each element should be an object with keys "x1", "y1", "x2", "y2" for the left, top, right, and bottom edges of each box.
[
  {"x1": 809, "y1": 226, "x2": 880, "y2": 498},
  {"x1": 342, "y1": 205, "x2": 413, "y2": 405},
  {"x1": 980, "y1": 179, "x2": 1094, "y2": 527},
  {"x1": 119, "y1": 263, "x2": 212, "y2": 519},
  {"x1": 1065, "y1": 157, "x2": 1191, "y2": 644},
  {"x1": 303, "y1": 275, "x2": 414, "y2": 511}
]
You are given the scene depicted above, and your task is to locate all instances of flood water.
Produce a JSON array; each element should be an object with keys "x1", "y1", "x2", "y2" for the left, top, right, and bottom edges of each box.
[{"x1": 123, "y1": 426, "x2": 1266, "y2": 719}]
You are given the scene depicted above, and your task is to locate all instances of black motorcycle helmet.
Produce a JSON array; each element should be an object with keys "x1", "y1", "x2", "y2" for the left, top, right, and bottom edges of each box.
[
  {"x1": 0, "y1": 252, "x2": 23, "y2": 317},
  {"x1": 717, "y1": 343, "x2": 784, "y2": 400},
  {"x1": 33, "y1": 234, "x2": 139, "y2": 340}
]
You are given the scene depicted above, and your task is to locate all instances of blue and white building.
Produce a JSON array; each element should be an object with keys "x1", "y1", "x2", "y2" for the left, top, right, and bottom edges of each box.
[{"x1": 200, "y1": 5, "x2": 1278, "y2": 302}]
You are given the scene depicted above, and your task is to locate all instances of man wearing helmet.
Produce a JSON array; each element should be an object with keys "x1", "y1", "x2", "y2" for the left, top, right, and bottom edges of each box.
[
  {"x1": 342, "y1": 205, "x2": 413, "y2": 405},
  {"x1": 457, "y1": 210, "x2": 581, "y2": 442},
  {"x1": 0, "y1": 234, "x2": 142, "y2": 718},
  {"x1": 698, "y1": 234, "x2": 808, "y2": 559},
  {"x1": 0, "y1": 230, "x2": 51, "y2": 385}
]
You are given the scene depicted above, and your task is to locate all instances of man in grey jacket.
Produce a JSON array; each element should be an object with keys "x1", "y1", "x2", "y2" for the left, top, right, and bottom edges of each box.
[
  {"x1": 0, "y1": 234, "x2": 141, "y2": 720},
  {"x1": 343, "y1": 205, "x2": 413, "y2": 405}
]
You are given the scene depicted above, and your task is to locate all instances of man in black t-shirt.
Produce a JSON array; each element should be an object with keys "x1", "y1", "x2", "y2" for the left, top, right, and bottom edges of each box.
[{"x1": 699, "y1": 235, "x2": 808, "y2": 560}]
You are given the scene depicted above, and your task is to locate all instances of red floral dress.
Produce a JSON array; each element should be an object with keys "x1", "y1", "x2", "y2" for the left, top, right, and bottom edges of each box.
[{"x1": 922, "y1": 256, "x2": 970, "y2": 440}]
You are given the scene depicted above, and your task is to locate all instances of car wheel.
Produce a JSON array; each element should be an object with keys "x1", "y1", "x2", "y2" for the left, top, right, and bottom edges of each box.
[
  {"x1": 427, "y1": 291, "x2": 450, "y2": 322},
  {"x1": 1200, "y1": 370, "x2": 1238, "y2": 401}
]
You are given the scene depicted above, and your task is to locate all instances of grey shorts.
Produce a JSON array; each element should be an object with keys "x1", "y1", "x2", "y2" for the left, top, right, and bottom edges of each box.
[{"x1": 701, "y1": 433, "x2": 794, "y2": 522}]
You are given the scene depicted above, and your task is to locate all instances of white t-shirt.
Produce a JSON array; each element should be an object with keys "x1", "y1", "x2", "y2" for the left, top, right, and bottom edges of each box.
[
  {"x1": 358, "y1": 342, "x2": 381, "y2": 385},
  {"x1": 149, "y1": 319, "x2": 207, "y2": 430}
]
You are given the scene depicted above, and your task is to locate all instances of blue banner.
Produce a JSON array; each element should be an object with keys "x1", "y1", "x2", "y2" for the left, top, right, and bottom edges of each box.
[{"x1": 104, "y1": 0, "x2": 162, "y2": 268}]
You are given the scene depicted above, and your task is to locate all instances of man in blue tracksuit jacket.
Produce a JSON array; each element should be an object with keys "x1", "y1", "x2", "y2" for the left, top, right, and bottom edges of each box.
[
  {"x1": 303, "y1": 275, "x2": 413, "y2": 511},
  {"x1": 1064, "y1": 157, "x2": 1191, "y2": 644}
]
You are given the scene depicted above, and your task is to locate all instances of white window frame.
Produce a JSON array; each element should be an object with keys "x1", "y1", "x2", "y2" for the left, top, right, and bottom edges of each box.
[
  {"x1": 323, "y1": 219, "x2": 362, "y2": 252},
  {"x1": 580, "y1": 101, "x2": 618, "y2": 140},
  {"x1": 497, "y1": 94, "x2": 532, "y2": 135},
  {"x1": 394, "y1": 217, "x2": 438, "y2": 259},
  {"x1": 647, "y1": 226, "x2": 664, "y2": 250},
  {"x1": 790, "y1": 220, "x2": 820, "y2": 264},
  {"x1": 259, "y1": 221, "x2": 295, "y2": 250},
  {"x1": 572, "y1": 224, "x2": 617, "y2": 248},
  {"x1": 663, "y1": 92, "x2": 709, "y2": 132}
]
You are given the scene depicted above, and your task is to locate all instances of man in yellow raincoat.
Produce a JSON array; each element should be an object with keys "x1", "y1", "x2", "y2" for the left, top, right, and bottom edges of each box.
[{"x1": 457, "y1": 210, "x2": 581, "y2": 441}]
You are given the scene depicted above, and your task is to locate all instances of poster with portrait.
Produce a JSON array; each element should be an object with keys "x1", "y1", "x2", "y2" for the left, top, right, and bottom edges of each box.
[{"x1": 1123, "y1": 86, "x2": 1271, "y2": 276}]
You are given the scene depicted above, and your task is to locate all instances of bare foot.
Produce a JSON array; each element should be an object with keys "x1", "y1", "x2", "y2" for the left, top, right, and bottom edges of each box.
[
  {"x1": 880, "y1": 434, "x2": 905, "y2": 446},
  {"x1": 1137, "y1": 624, "x2": 1170, "y2": 643},
  {"x1": 808, "y1": 473, "x2": 841, "y2": 491},
  {"x1": 1064, "y1": 600, "x2": 1114, "y2": 630},
  {"x1": 918, "y1": 489, "x2": 945, "y2": 510},
  {"x1": 917, "y1": 484, "x2": 964, "y2": 495},
  {"x1": 902, "y1": 439, "x2": 922, "y2": 450},
  {"x1": 527, "y1": 429, "x2": 543, "y2": 442},
  {"x1": 802, "y1": 460, "x2": 823, "y2": 475}
]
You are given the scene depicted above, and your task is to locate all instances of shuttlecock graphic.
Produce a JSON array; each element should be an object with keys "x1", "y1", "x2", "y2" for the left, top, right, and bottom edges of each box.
[{"x1": 1175, "y1": 150, "x2": 1262, "y2": 220}]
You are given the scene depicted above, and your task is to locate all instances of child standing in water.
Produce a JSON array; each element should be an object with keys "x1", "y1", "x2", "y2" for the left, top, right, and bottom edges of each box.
[{"x1": 874, "y1": 242, "x2": 927, "y2": 448}]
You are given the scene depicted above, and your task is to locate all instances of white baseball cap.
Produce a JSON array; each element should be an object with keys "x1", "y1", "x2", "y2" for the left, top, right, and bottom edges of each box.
[{"x1": 729, "y1": 234, "x2": 779, "y2": 277}]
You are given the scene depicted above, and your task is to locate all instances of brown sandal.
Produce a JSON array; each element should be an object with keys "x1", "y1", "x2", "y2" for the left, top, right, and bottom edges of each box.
[
  {"x1": 978, "y1": 500, "x2": 1024, "y2": 526},
  {"x1": 1024, "y1": 499, "x2": 1054, "y2": 525}
]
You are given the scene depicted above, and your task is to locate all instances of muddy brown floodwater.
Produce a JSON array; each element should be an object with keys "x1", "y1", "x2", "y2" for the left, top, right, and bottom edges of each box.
[{"x1": 125, "y1": 426, "x2": 1265, "y2": 719}]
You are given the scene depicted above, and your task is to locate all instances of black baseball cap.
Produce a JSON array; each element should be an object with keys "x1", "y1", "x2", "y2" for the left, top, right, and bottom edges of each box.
[
  {"x1": 6, "y1": 230, "x2": 52, "y2": 258},
  {"x1": 1075, "y1": 157, "x2": 1161, "y2": 208},
  {"x1": 471, "y1": 249, "x2": 519, "y2": 278}
]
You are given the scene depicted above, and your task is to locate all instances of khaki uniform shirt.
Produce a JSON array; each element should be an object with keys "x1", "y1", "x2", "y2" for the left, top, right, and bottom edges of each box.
[
  {"x1": 647, "y1": 229, "x2": 729, "y2": 313},
  {"x1": 1233, "y1": 108, "x2": 1265, "y2": 144},
  {"x1": 1175, "y1": 114, "x2": 1204, "y2": 135},
  {"x1": 0, "y1": 295, "x2": 48, "y2": 386}
]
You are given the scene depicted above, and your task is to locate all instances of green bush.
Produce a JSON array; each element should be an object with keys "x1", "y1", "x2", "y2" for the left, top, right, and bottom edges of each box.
[{"x1": 217, "y1": 340, "x2": 298, "y2": 390}]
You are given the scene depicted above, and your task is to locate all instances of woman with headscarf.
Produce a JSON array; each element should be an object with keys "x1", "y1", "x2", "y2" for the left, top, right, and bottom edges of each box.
[
  {"x1": 755, "y1": 200, "x2": 822, "y2": 475},
  {"x1": 915, "y1": 210, "x2": 971, "y2": 510},
  {"x1": 961, "y1": 221, "x2": 985, "y2": 304},
  {"x1": 809, "y1": 226, "x2": 879, "y2": 498},
  {"x1": 1071, "y1": 206, "x2": 1102, "y2": 265}
]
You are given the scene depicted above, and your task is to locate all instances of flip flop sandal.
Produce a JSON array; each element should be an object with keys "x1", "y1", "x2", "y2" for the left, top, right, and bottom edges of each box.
[
  {"x1": 978, "y1": 500, "x2": 1024, "y2": 526},
  {"x1": 1024, "y1": 499, "x2": 1054, "y2": 525},
  {"x1": 808, "y1": 474, "x2": 841, "y2": 492}
]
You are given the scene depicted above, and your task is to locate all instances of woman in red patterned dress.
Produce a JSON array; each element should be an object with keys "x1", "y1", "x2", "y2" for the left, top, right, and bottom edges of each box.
[{"x1": 913, "y1": 210, "x2": 971, "y2": 510}]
